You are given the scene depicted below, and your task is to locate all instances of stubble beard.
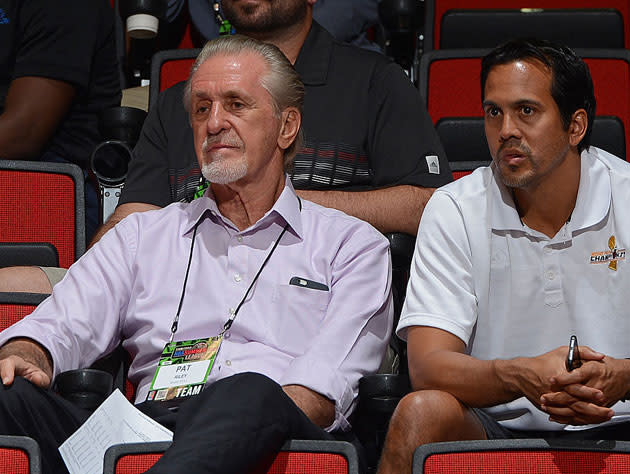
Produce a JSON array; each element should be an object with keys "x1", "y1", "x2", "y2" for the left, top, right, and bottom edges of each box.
[
  {"x1": 222, "y1": 0, "x2": 307, "y2": 34},
  {"x1": 495, "y1": 141, "x2": 537, "y2": 189}
]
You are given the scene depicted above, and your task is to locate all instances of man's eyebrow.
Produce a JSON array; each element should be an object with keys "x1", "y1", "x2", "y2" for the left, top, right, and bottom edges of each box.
[
  {"x1": 192, "y1": 89, "x2": 254, "y2": 102},
  {"x1": 482, "y1": 98, "x2": 544, "y2": 108},
  {"x1": 193, "y1": 90, "x2": 210, "y2": 100},
  {"x1": 223, "y1": 89, "x2": 254, "y2": 102},
  {"x1": 513, "y1": 98, "x2": 543, "y2": 108}
]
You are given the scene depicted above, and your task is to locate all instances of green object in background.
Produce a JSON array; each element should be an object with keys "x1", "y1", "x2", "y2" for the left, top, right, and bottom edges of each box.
[{"x1": 193, "y1": 179, "x2": 209, "y2": 200}]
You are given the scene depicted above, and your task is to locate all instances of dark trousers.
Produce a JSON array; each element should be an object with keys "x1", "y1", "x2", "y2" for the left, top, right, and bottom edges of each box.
[
  {"x1": 474, "y1": 408, "x2": 630, "y2": 441},
  {"x1": 0, "y1": 373, "x2": 332, "y2": 474}
]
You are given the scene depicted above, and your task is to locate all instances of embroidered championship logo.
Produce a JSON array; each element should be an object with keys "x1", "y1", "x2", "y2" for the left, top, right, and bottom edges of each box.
[{"x1": 590, "y1": 235, "x2": 625, "y2": 271}]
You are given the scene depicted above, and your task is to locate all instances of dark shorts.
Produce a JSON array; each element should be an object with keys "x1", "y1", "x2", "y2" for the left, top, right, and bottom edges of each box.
[{"x1": 473, "y1": 408, "x2": 630, "y2": 441}]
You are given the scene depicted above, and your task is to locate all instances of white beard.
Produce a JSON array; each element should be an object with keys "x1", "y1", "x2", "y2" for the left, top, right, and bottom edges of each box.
[
  {"x1": 201, "y1": 135, "x2": 247, "y2": 184},
  {"x1": 201, "y1": 157, "x2": 248, "y2": 184}
]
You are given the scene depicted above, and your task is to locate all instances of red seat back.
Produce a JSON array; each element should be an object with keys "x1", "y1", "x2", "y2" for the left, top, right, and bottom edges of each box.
[
  {"x1": 0, "y1": 448, "x2": 30, "y2": 474},
  {"x1": 414, "y1": 440, "x2": 630, "y2": 474},
  {"x1": 105, "y1": 440, "x2": 358, "y2": 474},
  {"x1": 0, "y1": 434, "x2": 43, "y2": 473},
  {"x1": 148, "y1": 49, "x2": 200, "y2": 108},
  {"x1": 0, "y1": 161, "x2": 86, "y2": 267},
  {"x1": 113, "y1": 450, "x2": 350, "y2": 474}
]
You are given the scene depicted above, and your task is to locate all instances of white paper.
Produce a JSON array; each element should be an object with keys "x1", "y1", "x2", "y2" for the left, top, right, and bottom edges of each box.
[{"x1": 59, "y1": 389, "x2": 173, "y2": 474}]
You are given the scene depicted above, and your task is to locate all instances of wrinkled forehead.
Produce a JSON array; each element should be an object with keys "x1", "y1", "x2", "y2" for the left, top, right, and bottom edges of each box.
[{"x1": 190, "y1": 51, "x2": 270, "y2": 97}]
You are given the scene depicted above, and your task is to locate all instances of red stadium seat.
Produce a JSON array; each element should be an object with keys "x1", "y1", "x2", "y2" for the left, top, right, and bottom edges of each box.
[
  {"x1": 0, "y1": 292, "x2": 48, "y2": 332},
  {"x1": 0, "y1": 435, "x2": 42, "y2": 474},
  {"x1": 0, "y1": 161, "x2": 86, "y2": 267},
  {"x1": 418, "y1": 49, "x2": 630, "y2": 178},
  {"x1": 0, "y1": 293, "x2": 48, "y2": 473},
  {"x1": 413, "y1": 439, "x2": 630, "y2": 474},
  {"x1": 103, "y1": 439, "x2": 360, "y2": 474},
  {"x1": 423, "y1": 1, "x2": 630, "y2": 51},
  {"x1": 148, "y1": 48, "x2": 200, "y2": 107}
]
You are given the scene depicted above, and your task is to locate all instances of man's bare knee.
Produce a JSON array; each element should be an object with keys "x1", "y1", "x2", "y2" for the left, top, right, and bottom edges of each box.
[
  {"x1": 389, "y1": 390, "x2": 485, "y2": 445},
  {"x1": 0, "y1": 267, "x2": 53, "y2": 294}
]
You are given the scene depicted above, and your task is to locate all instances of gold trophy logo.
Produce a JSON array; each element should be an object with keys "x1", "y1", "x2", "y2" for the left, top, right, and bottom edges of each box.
[{"x1": 609, "y1": 236, "x2": 618, "y2": 271}]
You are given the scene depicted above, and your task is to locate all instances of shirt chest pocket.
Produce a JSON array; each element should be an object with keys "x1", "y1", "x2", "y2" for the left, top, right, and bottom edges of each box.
[{"x1": 268, "y1": 284, "x2": 330, "y2": 354}]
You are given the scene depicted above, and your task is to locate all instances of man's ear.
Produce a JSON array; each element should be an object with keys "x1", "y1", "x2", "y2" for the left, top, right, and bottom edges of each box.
[
  {"x1": 277, "y1": 107, "x2": 301, "y2": 151},
  {"x1": 568, "y1": 108, "x2": 588, "y2": 147}
]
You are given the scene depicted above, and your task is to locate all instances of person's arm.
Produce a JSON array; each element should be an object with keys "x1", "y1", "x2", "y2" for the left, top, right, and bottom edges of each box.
[
  {"x1": 0, "y1": 216, "x2": 138, "y2": 380},
  {"x1": 0, "y1": 338, "x2": 53, "y2": 388},
  {"x1": 356, "y1": 60, "x2": 451, "y2": 232},
  {"x1": 277, "y1": 221, "x2": 393, "y2": 431},
  {"x1": 0, "y1": 77, "x2": 75, "y2": 159},
  {"x1": 89, "y1": 202, "x2": 160, "y2": 248},
  {"x1": 407, "y1": 326, "x2": 607, "y2": 413},
  {"x1": 283, "y1": 384, "x2": 335, "y2": 428},
  {"x1": 297, "y1": 185, "x2": 433, "y2": 235}
]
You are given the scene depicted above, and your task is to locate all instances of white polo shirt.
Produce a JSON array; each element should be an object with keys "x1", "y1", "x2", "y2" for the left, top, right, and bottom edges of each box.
[{"x1": 398, "y1": 147, "x2": 630, "y2": 431}]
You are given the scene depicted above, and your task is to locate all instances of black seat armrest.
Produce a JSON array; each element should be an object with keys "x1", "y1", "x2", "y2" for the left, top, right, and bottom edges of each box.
[{"x1": 53, "y1": 368, "x2": 114, "y2": 411}]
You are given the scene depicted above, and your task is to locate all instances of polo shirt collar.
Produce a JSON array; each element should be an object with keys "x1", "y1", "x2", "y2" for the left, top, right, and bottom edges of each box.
[
  {"x1": 489, "y1": 149, "x2": 611, "y2": 233},
  {"x1": 489, "y1": 164, "x2": 523, "y2": 232},
  {"x1": 294, "y1": 20, "x2": 331, "y2": 86},
  {"x1": 183, "y1": 175, "x2": 304, "y2": 238},
  {"x1": 570, "y1": 148, "x2": 611, "y2": 232}
]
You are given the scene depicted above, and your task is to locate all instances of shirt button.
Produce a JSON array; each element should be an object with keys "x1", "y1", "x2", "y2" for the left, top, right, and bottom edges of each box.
[
  {"x1": 228, "y1": 308, "x2": 235, "y2": 316},
  {"x1": 546, "y1": 271, "x2": 555, "y2": 280},
  {"x1": 544, "y1": 247, "x2": 552, "y2": 255},
  {"x1": 224, "y1": 331, "x2": 231, "y2": 339},
  {"x1": 226, "y1": 360, "x2": 232, "y2": 366},
  {"x1": 234, "y1": 274, "x2": 242, "y2": 282},
  {"x1": 237, "y1": 236, "x2": 243, "y2": 242}
]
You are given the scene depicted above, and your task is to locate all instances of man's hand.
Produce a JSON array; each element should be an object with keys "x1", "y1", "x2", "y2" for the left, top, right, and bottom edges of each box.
[
  {"x1": 0, "y1": 338, "x2": 53, "y2": 389},
  {"x1": 508, "y1": 346, "x2": 604, "y2": 411},
  {"x1": 539, "y1": 351, "x2": 630, "y2": 425}
]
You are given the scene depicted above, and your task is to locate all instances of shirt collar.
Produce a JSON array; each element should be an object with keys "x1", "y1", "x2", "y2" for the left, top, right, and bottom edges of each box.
[
  {"x1": 570, "y1": 148, "x2": 611, "y2": 232},
  {"x1": 183, "y1": 176, "x2": 304, "y2": 238},
  {"x1": 294, "y1": 21, "x2": 331, "y2": 86},
  {"x1": 490, "y1": 148, "x2": 612, "y2": 233},
  {"x1": 489, "y1": 163, "x2": 523, "y2": 231}
]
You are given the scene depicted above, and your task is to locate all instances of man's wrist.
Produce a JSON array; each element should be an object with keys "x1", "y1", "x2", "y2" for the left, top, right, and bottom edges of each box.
[{"x1": 493, "y1": 358, "x2": 523, "y2": 399}]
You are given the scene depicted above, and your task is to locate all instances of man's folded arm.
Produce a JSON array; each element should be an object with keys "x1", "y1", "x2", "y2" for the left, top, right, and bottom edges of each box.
[{"x1": 296, "y1": 185, "x2": 433, "y2": 235}]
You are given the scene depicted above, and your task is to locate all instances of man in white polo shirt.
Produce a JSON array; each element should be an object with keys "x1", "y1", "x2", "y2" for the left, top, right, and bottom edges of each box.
[{"x1": 376, "y1": 38, "x2": 630, "y2": 474}]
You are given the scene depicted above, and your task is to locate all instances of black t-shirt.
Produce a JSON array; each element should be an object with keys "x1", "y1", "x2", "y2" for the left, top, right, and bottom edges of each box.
[
  {"x1": 119, "y1": 21, "x2": 451, "y2": 206},
  {"x1": 0, "y1": 0, "x2": 121, "y2": 167}
]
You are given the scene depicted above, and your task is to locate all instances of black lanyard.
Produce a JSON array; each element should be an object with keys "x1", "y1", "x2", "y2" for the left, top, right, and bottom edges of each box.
[{"x1": 169, "y1": 199, "x2": 300, "y2": 343}]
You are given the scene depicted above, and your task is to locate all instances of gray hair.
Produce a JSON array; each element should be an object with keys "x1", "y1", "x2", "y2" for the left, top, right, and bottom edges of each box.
[{"x1": 183, "y1": 35, "x2": 305, "y2": 170}]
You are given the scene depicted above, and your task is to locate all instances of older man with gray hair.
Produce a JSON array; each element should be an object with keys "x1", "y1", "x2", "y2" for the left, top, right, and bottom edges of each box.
[{"x1": 0, "y1": 35, "x2": 393, "y2": 474}]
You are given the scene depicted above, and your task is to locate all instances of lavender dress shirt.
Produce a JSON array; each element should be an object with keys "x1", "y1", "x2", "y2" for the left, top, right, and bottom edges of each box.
[{"x1": 0, "y1": 179, "x2": 393, "y2": 431}]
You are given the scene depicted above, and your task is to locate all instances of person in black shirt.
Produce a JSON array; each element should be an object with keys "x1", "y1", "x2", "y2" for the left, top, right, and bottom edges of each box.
[{"x1": 0, "y1": 0, "x2": 121, "y2": 239}]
